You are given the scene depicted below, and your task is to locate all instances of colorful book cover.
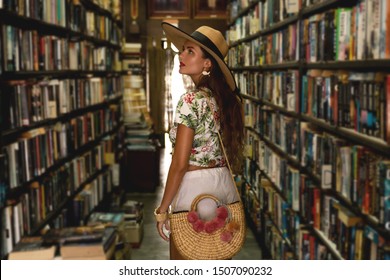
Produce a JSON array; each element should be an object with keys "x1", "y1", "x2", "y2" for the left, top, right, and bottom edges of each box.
[
  {"x1": 377, "y1": 161, "x2": 390, "y2": 231},
  {"x1": 43, "y1": 226, "x2": 104, "y2": 245},
  {"x1": 336, "y1": 8, "x2": 352, "y2": 61}
]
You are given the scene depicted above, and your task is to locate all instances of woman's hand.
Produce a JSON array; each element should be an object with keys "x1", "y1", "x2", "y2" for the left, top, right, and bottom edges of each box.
[{"x1": 157, "y1": 219, "x2": 170, "y2": 241}]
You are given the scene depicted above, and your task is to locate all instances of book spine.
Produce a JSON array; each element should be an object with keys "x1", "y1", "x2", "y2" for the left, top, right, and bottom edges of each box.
[
  {"x1": 384, "y1": 166, "x2": 390, "y2": 232},
  {"x1": 357, "y1": 0, "x2": 367, "y2": 59},
  {"x1": 387, "y1": 76, "x2": 390, "y2": 145},
  {"x1": 379, "y1": 0, "x2": 388, "y2": 58},
  {"x1": 386, "y1": 0, "x2": 390, "y2": 58},
  {"x1": 366, "y1": 0, "x2": 381, "y2": 59},
  {"x1": 377, "y1": 161, "x2": 390, "y2": 231},
  {"x1": 4, "y1": 205, "x2": 14, "y2": 254}
]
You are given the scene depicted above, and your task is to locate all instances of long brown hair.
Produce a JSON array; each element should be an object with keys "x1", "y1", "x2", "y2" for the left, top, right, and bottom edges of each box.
[{"x1": 197, "y1": 49, "x2": 244, "y2": 173}]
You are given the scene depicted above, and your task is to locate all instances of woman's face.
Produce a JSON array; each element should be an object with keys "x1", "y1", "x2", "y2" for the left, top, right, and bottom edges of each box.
[{"x1": 179, "y1": 40, "x2": 211, "y2": 85}]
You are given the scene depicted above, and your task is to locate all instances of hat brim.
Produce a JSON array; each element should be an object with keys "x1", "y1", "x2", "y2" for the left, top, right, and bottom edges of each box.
[{"x1": 162, "y1": 22, "x2": 237, "y2": 91}]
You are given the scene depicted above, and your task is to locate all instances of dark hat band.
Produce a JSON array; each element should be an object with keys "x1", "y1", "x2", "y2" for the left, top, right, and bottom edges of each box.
[{"x1": 191, "y1": 31, "x2": 224, "y2": 60}]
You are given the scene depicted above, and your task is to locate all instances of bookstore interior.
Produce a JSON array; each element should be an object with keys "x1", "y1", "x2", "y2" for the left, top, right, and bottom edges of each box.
[{"x1": 0, "y1": 0, "x2": 389, "y2": 261}]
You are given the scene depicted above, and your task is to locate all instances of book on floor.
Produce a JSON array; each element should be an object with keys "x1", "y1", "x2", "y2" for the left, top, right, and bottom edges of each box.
[
  {"x1": 87, "y1": 212, "x2": 125, "y2": 228},
  {"x1": 59, "y1": 227, "x2": 117, "y2": 260},
  {"x1": 8, "y1": 236, "x2": 56, "y2": 260},
  {"x1": 43, "y1": 226, "x2": 105, "y2": 244}
]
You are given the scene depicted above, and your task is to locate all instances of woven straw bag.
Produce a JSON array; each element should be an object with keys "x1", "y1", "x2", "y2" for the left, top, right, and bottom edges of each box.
[{"x1": 169, "y1": 193, "x2": 246, "y2": 260}]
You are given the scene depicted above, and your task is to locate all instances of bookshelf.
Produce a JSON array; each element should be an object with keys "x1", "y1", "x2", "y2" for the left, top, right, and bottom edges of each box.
[
  {"x1": 0, "y1": 0, "x2": 125, "y2": 259},
  {"x1": 227, "y1": 0, "x2": 390, "y2": 259},
  {"x1": 120, "y1": 42, "x2": 160, "y2": 193},
  {"x1": 122, "y1": 42, "x2": 149, "y2": 127}
]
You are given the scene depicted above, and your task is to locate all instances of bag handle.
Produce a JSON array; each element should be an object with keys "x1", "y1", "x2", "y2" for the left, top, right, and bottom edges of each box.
[{"x1": 190, "y1": 194, "x2": 220, "y2": 211}]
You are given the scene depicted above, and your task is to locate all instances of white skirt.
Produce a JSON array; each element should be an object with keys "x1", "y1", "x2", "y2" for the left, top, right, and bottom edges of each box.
[{"x1": 172, "y1": 167, "x2": 239, "y2": 221}]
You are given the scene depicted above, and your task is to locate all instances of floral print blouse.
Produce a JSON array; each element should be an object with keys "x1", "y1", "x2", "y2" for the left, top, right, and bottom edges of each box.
[{"x1": 169, "y1": 87, "x2": 226, "y2": 168}]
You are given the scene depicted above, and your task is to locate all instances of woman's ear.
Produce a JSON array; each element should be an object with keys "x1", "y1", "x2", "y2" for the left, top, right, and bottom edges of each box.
[{"x1": 204, "y1": 58, "x2": 212, "y2": 69}]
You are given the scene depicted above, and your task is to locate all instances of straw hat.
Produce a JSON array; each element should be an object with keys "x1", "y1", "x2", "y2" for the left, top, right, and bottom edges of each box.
[{"x1": 161, "y1": 22, "x2": 237, "y2": 91}]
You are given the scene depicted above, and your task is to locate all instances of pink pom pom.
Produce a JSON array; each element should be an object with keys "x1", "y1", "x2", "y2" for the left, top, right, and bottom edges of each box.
[
  {"x1": 187, "y1": 211, "x2": 199, "y2": 224},
  {"x1": 220, "y1": 231, "x2": 233, "y2": 243},
  {"x1": 216, "y1": 206, "x2": 228, "y2": 220},
  {"x1": 192, "y1": 220, "x2": 205, "y2": 233},
  {"x1": 204, "y1": 220, "x2": 218, "y2": 234},
  {"x1": 214, "y1": 217, "x2": 226, "y2": 230}
]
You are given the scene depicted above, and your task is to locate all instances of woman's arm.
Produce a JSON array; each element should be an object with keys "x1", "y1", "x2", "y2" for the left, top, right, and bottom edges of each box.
[{"x1": 156, "y1": 124, "x2": 194, "y2": 241}]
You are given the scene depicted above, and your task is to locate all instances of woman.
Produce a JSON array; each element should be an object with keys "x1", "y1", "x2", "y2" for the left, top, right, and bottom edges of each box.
[{"x1": 154, "y1": 22, "x2": 245, "y2": 259}]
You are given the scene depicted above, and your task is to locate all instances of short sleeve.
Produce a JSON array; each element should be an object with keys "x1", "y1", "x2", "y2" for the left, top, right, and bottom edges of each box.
[{"x1": 174, "y1": 92, "x2": 199, "y2": 130}]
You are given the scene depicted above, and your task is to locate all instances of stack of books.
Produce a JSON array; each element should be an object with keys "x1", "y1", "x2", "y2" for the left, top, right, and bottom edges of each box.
[
  {"x1": 87, "y1": 211, "x2": 131, "y2": 259},
  {"x1": 112, "y1": 199, "x2": 144, "y2": 248},
  {"x1": 43, "y1": 226, "x2": 117, "y2": 260},
  {"x1": 87, "y1": 212, "x2": 125, "y2": 233},
  {"x1": 8, "y1": 236, "x2": 56, "y2": 260}
]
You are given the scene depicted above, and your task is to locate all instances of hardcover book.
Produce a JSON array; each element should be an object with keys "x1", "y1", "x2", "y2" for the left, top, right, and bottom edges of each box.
[
  {"x1": 59, "y1": 227, "x2": 117, "y2": 260},
  {"x1": 43, "y1": 226, "x2": 104, "y2": 245},
  {"x1": 87, "y1": 212, "x2": 125, "y2": 228}
]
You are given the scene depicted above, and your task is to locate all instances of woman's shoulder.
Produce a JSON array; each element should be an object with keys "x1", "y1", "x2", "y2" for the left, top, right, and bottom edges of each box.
[
  {"x1": 179, "y1": 88, "x2": 210, "y2": 102},
  {"x1": 196, "y1": 87, "x2": 212, "y2": 98}
]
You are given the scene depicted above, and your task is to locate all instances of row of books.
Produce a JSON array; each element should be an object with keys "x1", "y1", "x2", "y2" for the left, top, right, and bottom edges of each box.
[
  {"x1": 69, "y1": 1, "x2": 122, "y2": 34},
  {"x1": 258, "y1": 211, "x2": 342, "y2": 260},
  {"x1": 1, "y1": 24, "x2": 122, "y2": 72},
  {"x1": 228, "y1": 0, "x2": 328, "y2": 23},
  {"x1": 244, "y1": 110, "x2": 299, "y2": 160},
  {"x1": 301, "y1": 1, "x2": 388, "y2": 61},
  {"x1": 68, "y1": 42, "x2": 121, "y2": 71},
  {"x1": 0, "y1": 0, "x2": 68, "y2": 27},
  {"x1": 0, "y1": 0, "x2": 122, "y2": 42},
  {"x1": 242, "y1": 104, "x2": 390, "y2": 259},
  {"x1": 301, "y1": 72, "x2": 389, "y2": 141},
  {"x1": 90, "y1": 0, "x2": 122, "y2": 19},
  {"x1": 260, "y1": 108, "x2": 282, "y2": 150},
  {"x1": 247, "y1": 167, "x2": 390, "y2": 259},
  {"x1": 299, "y1": 124, "x2": 389, "y2": 221},
  {"x1": 83, "y1": 9, "x2": 122, "y2": 42},
  {"x1": 317, "y1": 195, "x2": 389, "y2": 260},
  {"x1": 243, "y1": 185, "x2": 262, "y2": 234},
  {"x1": 227, "y1": 0, "x2": 301, "y2": 42},
  {"x1": 245, "y1": 121, "x2": 390, "y2": 229},
  {"x1": 227, "y1": 1, "x2": 390, "y2": 67},
  {"x1": 228, "y1": 22, "x2": 298, "y2": 67},
  {"x1": 241, "y1": 71, "x2": 390, "y2": 144},
  {"x1": 1, "y1": 77, "x2": 122, "y2": 130},
  {"x1": 71, "y1": 170, "x2": 114, "y2": 226},
  {"x1": 263, "y1": 217, "x2": 296, "y2": 259},
  {"x1": 238, "y1": 70, "x2": 299, "y2": 109},
  {"x1": 251, "y1": 120, "x2": 298, "y2": 165},
  {"x1": 234, "y1": 0, "x2": 390, "y2": 260},
  {"x1": 4, "y1": 196, "x2": 142, "y2": 260},
  {"x1": 228, "y1": 0, "x2": 253, "y2": 20},
  {"x1": 301, "y1": 0, "x2": 390, "y2": 62},
  {"x1": 1, "y1": 167, "x2": 113, "y2": 257},
  {"x1": 6, "y1": 212, "x2": 120, "y2": 260},
  {"x1": 2, "y1": 118, "x2": 117, "y2": 189},
  {"x1": 0, "y1": 0, "x2": 124, "y2": 261}
]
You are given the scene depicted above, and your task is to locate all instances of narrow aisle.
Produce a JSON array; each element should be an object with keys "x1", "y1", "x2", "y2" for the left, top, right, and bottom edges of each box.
[{"x1": 129, "y1": 135, "x2": 262, "y2": 260}]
